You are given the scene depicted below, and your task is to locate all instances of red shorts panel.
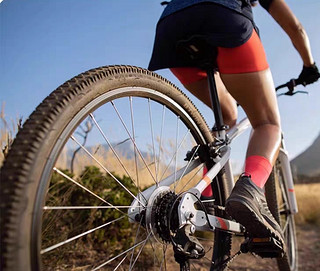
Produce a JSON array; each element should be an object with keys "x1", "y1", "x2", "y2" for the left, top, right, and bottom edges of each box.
[{"x1": 170, "y1": 30, "x2": 269, "y2": 85}]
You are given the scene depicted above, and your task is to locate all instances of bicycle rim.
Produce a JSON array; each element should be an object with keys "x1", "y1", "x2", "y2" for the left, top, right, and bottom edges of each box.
[
  {"x1": 265, "y1": 160, "x2": 298, "y2": 271},
  {"x1": 1, "y1": 66, "x2": 231, "y2": 270}
]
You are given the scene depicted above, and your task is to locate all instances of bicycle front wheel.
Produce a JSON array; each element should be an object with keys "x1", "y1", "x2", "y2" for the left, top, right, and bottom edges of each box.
[
  {"x1": 265, "y1": 158, "x2": 298, "y2": 271},
  {"x1": 1, "y1": 65, "x2": 230, "y2": 270}
]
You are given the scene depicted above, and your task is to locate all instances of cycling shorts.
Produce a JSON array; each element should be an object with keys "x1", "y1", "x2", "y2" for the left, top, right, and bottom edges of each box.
[
  {"x1": 171, "y1": 30, "x2": 269, "y2": 85},
  {"x1": 148, "y1": 3, "x2": 254, "y2": 71}
]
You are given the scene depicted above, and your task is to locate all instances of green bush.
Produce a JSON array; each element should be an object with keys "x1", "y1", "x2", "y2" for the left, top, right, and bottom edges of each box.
[{"x1": 42, "y1": 166, "x2": 139, "y2": 264}]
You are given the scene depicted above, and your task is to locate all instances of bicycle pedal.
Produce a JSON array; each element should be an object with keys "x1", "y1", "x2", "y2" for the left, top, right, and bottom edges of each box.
[{"x1": 240, "y1": 237, "x2": 284, "y2": 258}]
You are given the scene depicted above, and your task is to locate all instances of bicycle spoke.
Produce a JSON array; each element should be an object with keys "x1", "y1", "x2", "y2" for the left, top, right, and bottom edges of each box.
[
  {"x1": 129, "y1": 215, "x2": 145, "y2": 269},
  {"x1": 174, "y1": 144, "x2": 200, "y2": 189},
  {"x1": 52, "y1": 167, "x2": 134, "y2": 219},
  {"x1": 52, "y1": 167, "x2": 124, "y2": 212},
  {"x1": 92, "y1": 238, "x2": 149, "y2": 271},
  {"x1": 43, "y1": 205, "x2": 136, "y2": 210},
  {"x1": 114, "y1": 255, "x2": 128, "y2": 271},
  {"x1": 157, "y1": 105, "x2": 166, "y2": 180},
  {"x1": 51, "y1": 167, "x2": 142, "y2": 237},
  {"x1": 177, "y1": 165, "x2": 204, "y2": 194},
  {"x1": 281, "y1": 217, "x2": 290, "y2": 234},
  {"x1": 89, "y1": 113, "x2": 146, "y2": 202},
  {"x1": 41, "y1": 216, "x2": 125, "y2": 254},
  {"x1": 159, "y1": 128, "x2": 191, "y2": 183},
  {"x1": 278, "y1": 202, "x2": 286, "y2": 211},
  {"x1": 111, "y1": 100, "x2": 157, "y2": 185},
  {"x1": 147, "y1": 237, "x2": 163, "y2": 267},
  {"x1": 148, "y1": 98, "x2": 159, "y2": 184},
  {"x1": 129, "y1": 233, "x2": 152, "y2": 271},
  {"x1": 129, "y1": 97, "x2": 141, "y2": 190},
  {"x1": 159, "y1": 244, "x2": 168, "y2": 270},
  {"x1": 70, "y1": 135, "x2": 146, "y2": 207},
  {"x1": 174, "y1": 116, "x2": 180, "y2": 192},
  {"x1": 191, "y1": 262, "x2": 197, "y2": 269}
]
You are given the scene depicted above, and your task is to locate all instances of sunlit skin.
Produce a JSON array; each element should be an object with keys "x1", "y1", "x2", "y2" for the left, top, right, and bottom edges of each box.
[
  {"x1": 183, "y1": 72, "x2": 237, "y2": 128},
  {"x1": 268, "y1": 0, "x2": 314, "y2": 67}
]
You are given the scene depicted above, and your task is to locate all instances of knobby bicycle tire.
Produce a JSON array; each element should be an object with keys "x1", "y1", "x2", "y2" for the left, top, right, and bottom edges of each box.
[
  {"x1": 0, "y1": 65, "x2": 232, "y2": 270},
  {"x1": 265, "y1": 159, "x2": 298, "y2": 271}
]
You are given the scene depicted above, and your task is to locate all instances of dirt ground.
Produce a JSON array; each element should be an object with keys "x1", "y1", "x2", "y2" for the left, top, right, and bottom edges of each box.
[
  {"x1": 296, "y1": 224, "x2": 320, "y2": 271},
  {"x1": 227, "y1": 224, "x2": 320, "y2": 271},
  {"x1": 43, "y1": 223, "x2": 320, "y2": 270},
  {"x1": 162, "y1": 224, "x2": 320, "y2": 271}
]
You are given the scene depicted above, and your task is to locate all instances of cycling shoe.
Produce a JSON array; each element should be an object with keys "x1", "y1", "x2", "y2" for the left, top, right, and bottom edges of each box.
[{"x1": 225, "y1": 174, "x2": 285, "y2": 257}]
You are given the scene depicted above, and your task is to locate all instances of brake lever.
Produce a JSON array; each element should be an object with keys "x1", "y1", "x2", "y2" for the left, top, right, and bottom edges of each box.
[
  {"x1": 277, "y1": 90, "x2": 308, "y2": 97},
  {"x1": 291, "y1": 90, "x2": 308, "y2": 95},
  {"x1": 276, "y1": 78, "x2": 308, "y2": 96},
  {"x1": 276, "y1": 79, "x2": 294, "y2": 90}
]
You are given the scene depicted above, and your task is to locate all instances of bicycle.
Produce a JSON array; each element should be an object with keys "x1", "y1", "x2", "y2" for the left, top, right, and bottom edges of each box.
[{"x1": 0, "y1": 38, "x2": 303, "y2": 270}]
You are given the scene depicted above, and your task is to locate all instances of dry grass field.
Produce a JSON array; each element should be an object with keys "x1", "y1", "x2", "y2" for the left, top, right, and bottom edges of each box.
[{"x1": 295, "y1": 183, "x2": 320, "y2": 226}]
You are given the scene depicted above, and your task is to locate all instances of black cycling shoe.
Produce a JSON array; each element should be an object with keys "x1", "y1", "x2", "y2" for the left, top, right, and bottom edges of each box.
[{"x1": 225, "y1": 174, "x2": 285, "y2": 256}]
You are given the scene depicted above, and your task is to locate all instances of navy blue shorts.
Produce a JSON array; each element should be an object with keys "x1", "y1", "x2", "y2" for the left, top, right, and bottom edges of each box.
[{"x1": 148, "y1": 3, "x2": 254, "y2": 71}]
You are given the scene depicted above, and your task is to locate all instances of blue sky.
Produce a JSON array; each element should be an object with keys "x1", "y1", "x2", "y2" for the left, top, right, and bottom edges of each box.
[{"x1": 1, "y1": 0, "x2": 320, "y2": 168}]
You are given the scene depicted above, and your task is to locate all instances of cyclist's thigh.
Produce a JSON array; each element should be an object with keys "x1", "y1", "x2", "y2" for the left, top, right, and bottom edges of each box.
[
  {"x1": 217, "y1": 30, "x2": 280, "y2": 127},
  {"x1": 221, "y1": 70, "x2": 280, "y2": 128},
  {"x1": 170, "y1": 68, "x2": 237, "y2": 127}
]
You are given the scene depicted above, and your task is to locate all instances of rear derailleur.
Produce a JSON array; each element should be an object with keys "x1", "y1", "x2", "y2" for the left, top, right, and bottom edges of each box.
[{"x1": 173, "y1": 224, "x2": 205, "y2": 270}]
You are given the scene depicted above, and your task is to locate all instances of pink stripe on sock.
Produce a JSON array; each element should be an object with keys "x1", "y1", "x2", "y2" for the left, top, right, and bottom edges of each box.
[{"x1": 245, "y1": 155, "x2": 272, "y2": 188}]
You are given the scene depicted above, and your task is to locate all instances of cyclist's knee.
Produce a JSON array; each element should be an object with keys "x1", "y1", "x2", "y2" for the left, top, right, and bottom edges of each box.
[
  {"x1": 252, "y1": 122, "x2": 281, "y2": 139},
  {"x1": 250, "y1": 110, "x2": 281, "y2": 131}
]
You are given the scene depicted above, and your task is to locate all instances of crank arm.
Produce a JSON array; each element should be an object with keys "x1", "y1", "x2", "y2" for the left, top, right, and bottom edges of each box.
[
  {"x1": 194, "y1": 212, "x2": 243, "y2": 233},
  {"x1": 178, "y1": 192, "x2": 244, "y2": 233}
]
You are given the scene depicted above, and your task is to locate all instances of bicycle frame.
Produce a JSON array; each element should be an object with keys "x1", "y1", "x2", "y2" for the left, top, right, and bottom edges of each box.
[
  {"x1": 128, "y1": 67, "x2": 298, "y2": 238},
  {"x1": 127, "y1": 116, "x2": 248, "y2": 232},
  {"x1": 128, "y1": 109, "x2": 298, "y2": 235},
  {"x1": 278, "y1": 138, "x2": 298, "y2": 214}
]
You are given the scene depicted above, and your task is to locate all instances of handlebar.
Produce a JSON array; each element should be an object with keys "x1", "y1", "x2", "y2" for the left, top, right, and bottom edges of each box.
[{"x1": 276, "y1": 78, "x2": 308, "y2": 96}]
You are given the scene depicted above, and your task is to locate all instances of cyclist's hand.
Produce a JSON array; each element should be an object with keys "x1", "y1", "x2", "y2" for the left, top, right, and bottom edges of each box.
[{"x1": 297, "y1": 63, "x2": 320, "y2": 86}]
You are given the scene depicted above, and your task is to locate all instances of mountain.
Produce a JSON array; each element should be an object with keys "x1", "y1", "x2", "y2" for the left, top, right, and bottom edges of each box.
[
  {"x1": 67, "y1": 139, "x2": 153, "y2": 166},
  {"x1": 291, "y1": 133, "x2": 320, "y2": 180}
]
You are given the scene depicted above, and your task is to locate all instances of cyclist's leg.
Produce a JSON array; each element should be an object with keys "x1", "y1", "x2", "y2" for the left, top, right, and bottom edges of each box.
[
  {"x1": 170, "y1": 68, "x2": 238, "y2": 128},
  {"x1": 219, "y1": 30, "x2": 284, "y2": 245},
  {"x1": 217, "y1": 31, "x2": 280, "y2": 166},
  {"x1": 222, "y1": 69, "x2": 284, "y2": 245},
  {"x1": 170, "y1": 67, "x2": 237, "y2": 201},
  {"x1": 220, "y1": 69, "x2": 281, "y2": 165},
  {"x1": 217, "y1": 29, "x2": 281, "y2": 185}
]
